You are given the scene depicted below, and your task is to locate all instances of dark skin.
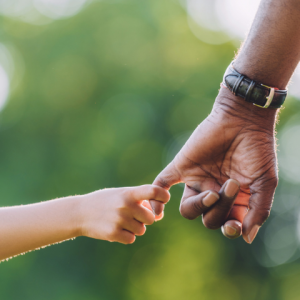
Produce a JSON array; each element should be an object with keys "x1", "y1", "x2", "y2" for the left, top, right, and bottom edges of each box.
[{"x1": 151, "y1": 0, "x2": 300, "y2": 243}]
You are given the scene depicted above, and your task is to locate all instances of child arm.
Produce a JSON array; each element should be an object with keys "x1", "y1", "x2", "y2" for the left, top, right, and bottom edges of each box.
[{"x1": 0, "y1": 185, "x2": 170, "y2": 261}]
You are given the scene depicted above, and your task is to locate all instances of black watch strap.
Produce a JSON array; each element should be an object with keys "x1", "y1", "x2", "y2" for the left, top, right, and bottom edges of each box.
[{"x1": 222, "y1": 62, "x2": 287, "y2": 109}]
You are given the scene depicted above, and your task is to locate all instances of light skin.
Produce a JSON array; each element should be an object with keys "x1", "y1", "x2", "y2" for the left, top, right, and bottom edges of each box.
[
  {"x1": 150, "y1": 0, "x2": 300, "y2": 244},
  {"x1": 0, "y1": 185, "x2": 170, "y2": 262}
]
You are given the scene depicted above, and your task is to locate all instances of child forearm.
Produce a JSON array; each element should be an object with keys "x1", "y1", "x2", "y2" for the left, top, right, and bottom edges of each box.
[
  {"x1": 0, "y1": 185, "x2": 171, "y2": 262},
  {"x1": 0, "y1": 196, "x2": 81, "y2": 261}
]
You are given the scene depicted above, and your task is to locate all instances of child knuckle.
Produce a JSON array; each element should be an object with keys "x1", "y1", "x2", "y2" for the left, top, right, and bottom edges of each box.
[
  {"x1": 112, "y1": 223, "x2": 121, "y2": 234},
  {"x1": 149, "y1": 186, "x2": 158, "y2": 199},
  {"x1": 140, "y1": 225, "x2": 146, "y2": 235},
  {"x1": 117, "y1": 215, "x2": 127, "y2": 227},
  {"x1": 108, "y1": 231, "x2": 117, "y2": 242},
  {"x1": 122, "y1": 234, "x2": 134, "y2": 244},
  {"x1": 135, "y1": 224, "x2": 145, "y2": 235},
  {"x1": 147, "y1": 215, "x2": 155, "y2": 225}
]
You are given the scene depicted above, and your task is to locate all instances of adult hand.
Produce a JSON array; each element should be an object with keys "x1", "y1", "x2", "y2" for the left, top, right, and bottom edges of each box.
[{"x1": 151, "y1": 87, "x2": 278, "y2": 244}]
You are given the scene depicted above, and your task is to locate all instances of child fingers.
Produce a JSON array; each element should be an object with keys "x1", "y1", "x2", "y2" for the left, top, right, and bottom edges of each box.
[
  {"x1": 133, "y1": 205, "x2": 155, "y2": 225},
  {"x1": 123, "y1": 219, "x2": 146, "y2": 236},
  {"x1": 154, "y1": 211, "x2": 164, "y2": 221},
  {"x1": 142, "y1": 200, "x2": 164, "y2": 221},
  {"x1": 116, "y1": 230, "x2": 136, "y2": 244},
  {"x1": 142, "y1": 200, "x2": 152, "y2": 210},
  {"x1": 130, "y1": 185, "x2": 170, "y2": 204}
]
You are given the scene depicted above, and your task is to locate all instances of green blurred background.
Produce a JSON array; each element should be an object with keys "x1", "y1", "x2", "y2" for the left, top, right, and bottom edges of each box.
[{"x1": 1, "y1": 0, "x2": 300, "y2": 299}]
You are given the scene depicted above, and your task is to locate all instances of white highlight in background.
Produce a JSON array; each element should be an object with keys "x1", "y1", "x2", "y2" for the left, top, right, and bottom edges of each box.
[
  {"x1": 34, "y1": 0, "x2": 89, "y2": 20},
  {"x1": 0, "y1": 0, "x2": 90, "y2": 23},
  {"x1": 278, "y1": 124, "x2": 300, "y2": 183},
  {"x1": 0, "y1": 65, "x2": 10, "y2": 111}
]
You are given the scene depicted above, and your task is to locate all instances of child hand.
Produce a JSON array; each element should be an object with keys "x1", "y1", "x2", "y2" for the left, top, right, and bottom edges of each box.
[
  {"x1": 141, "y1": 200, "x2": 164, "y2": 221},
  {"x1": 77, "y1": 185, "x2": 170, "y2": 244}
]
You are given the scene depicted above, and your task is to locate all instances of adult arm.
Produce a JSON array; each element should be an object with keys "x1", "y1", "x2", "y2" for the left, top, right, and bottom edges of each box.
[{"x1": 151, "y1": 0, "x2": 300, "y2": 243}]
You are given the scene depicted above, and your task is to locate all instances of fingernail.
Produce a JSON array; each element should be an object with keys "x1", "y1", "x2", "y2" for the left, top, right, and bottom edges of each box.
[
  {"x1": 150, "y1": 204, "x2": 158, "y2": 216},
  {"x1": 224, "y1": 179, "x2": 240, "y2": 197},
  {"x1": 203, "y1": 192, "x2": 219, "y2": 207},
  {"x1": 154, "y1": 211, "x2": 164, "y2": 222},
  {"x1": 223, "y1": 225, "x2": 237, "y2": 237},
  {"x1": 246, "y1": 225, "x2": 260, "y2": 244}
]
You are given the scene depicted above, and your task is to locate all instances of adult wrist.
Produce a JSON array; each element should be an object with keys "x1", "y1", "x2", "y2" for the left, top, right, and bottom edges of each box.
[
  {"x1": 222, "y1": 61, "x2": 287, "y2": 109},
  {"x1": 214, "y1": 87, "x2": 278, "y2": 129}
]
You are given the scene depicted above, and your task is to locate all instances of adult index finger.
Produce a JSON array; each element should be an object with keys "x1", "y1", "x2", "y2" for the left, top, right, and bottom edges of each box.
[
  {"x1": 179, "y1": 185, "x2": 220, "y2": 220},
  {"x1": 150, "y1": 161, "x2": 182, "y2": 215}
]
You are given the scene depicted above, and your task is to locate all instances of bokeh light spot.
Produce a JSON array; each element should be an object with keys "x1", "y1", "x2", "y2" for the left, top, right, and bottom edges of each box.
[
  {"x1": 278, "y1": 124, "x2": 300, "y2": 183},
  {"x1": 0, "y1": 65, "x2": 10, "y2": 111},
  {"x1": 34, "y1": 0, "x2": 89, "y2": 20}
]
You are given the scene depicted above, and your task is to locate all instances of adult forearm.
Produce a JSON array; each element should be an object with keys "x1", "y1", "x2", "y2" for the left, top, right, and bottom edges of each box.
[
  {"x1": 213, "y1": 0, "x2": 300, "y2": 241},
  {"x1": 0, "y1": 197, "x2": 81, "y2": 261},
  {"x1": 235, "y1": 0, "x2": 300, "y2": 89}
]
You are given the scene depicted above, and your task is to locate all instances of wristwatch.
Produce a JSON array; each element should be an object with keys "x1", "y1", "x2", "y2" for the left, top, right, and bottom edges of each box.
[{"x1": 222, "y1": 61, "x2": 287, "y2": 109}]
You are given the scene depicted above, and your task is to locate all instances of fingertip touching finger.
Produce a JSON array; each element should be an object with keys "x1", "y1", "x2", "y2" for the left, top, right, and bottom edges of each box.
[
  {"x1": 150, "y1": 161, "x2": 182, "y2": 216},
  {"x1": 142, "y1": 200, "x2": 164, "y2": 221},
  {"x1": 131, "y1": 185, "x2": 170, "y2": 204},
  {"x1": 134, "y1": 203, "x2": 156, "y2": 225}
]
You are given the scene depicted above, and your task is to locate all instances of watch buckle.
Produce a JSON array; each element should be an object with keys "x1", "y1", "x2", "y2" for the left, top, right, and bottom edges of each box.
[{"x1": 254, "y1": 84, "x2": 275, "y2": 108}]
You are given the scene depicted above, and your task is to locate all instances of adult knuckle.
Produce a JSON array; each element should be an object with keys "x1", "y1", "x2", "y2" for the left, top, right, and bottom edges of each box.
[
  {"x1": 258, "y1": 209, "x2": 271, "y2": 223},
  {"x1": 179, "y1": 205, "x2": 195, "y2": 220},
  {"x1": 271, "y1": 176, "x2": 279, "y2": 188},
  {"x1": 250, "y1": 202, "x2": 271, "y2": 223},
  {"x1": 193, "y1": 199, "x2": 203, "y2": 213},
  {"x1": 155, "y1": 176, "x2": 170, "y2": 189},
  {"x1": 202, "y1": 217, "x2": 221, "y2": 230},
  {"x1": 262, "y1": 170, "x2": 278, "y2": 189},
  {"x1": 216, "y1": 199, "x2": 233, "y2": 210},
  {"x1": 263, "y1": 210, "x2": 271, "y2": 222}
]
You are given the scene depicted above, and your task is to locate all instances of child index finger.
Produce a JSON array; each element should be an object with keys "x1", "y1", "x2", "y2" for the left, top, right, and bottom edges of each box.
[
  {"x1": 130, "y1": 185, "x2": 170, "y2": 204},
  {"x1": 142, "y1": 200, "x2": 164, "y2": 221}
]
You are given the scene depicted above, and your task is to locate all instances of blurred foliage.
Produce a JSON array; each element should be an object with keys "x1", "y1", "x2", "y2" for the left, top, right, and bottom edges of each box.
[{"x1": 0, "y1": 0, "x2": 300, "y2": 299}]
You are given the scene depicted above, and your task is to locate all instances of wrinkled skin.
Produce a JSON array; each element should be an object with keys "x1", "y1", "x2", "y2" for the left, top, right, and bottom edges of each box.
[{"x1": 151, "y1": 88, "x2": 278, "y2": 243}]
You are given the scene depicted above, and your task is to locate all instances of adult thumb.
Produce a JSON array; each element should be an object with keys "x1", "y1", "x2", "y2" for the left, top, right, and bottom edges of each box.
[
  {"x1": 242, "y1": 179, "x2": 277, "y2": 244},
  {"x1": 151, "y1": 161, "x2": 181, "y2": 215}
]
